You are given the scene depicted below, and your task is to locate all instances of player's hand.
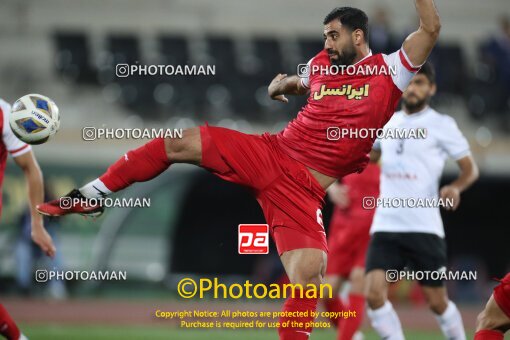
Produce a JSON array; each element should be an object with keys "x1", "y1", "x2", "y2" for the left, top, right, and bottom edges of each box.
[
  {"x1": 31, "y1": 221, "x2": 57, "y2": 258},
  {"x1": 328, "y1": 183, "x2": 350, "y2": 209},
  {"x1": 439, "y1": 185, "x2": 460, "y2": 211},
  {"x1": 268, "y1": 73, "x2": 289, "y2": 103}
]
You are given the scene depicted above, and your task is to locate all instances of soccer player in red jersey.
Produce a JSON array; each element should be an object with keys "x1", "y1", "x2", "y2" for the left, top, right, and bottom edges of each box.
[
  {"x1": 0, "y1": 98, "x2": 56, "y2": 340},
  {"x1": 474, "y1": 273, "x2": 510, "y2": 339},
  {"x1": 323, "y1": 163, "x2": 380, "y2": 340},
  {"x1": 37, "y1": 1, "x2": 440, "y2": 338}
]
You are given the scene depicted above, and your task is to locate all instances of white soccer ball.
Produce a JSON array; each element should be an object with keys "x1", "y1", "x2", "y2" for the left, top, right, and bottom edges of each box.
[{"x1": 9, "y1": 94, "x2": 60, "y2": 145}]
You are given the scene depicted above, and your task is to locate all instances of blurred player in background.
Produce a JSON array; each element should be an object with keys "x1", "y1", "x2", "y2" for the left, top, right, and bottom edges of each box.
[
  {"x1": 37, "y1": 1, "x2": 440, "y2": 338},
  {"x1": 364, "y1": 63, "x2": 479, "y2": 340},
  {"x1": 15, "y1": 187, "x2": 66, "y2": 299},
  {"x1": 323, "y1": 163, "x2": 380, "y2": 340},
  {"x1": 475, "y1": 273, "x2": 510, "y2": 339},
  {"x1": 0, "y1": 98, "x2": 56, "y2": 340}
]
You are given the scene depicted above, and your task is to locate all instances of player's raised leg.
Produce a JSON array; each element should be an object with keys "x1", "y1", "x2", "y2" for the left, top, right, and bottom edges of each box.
[
  {"x1": 278, "y1": 248, "x2": 327, "y2": 340},
  {"x1": 365, "y1": 269, "x2": 405, "y2": 340},
  {"x1": 36, "y1": 127, "x2": 202, "y2": 216}
]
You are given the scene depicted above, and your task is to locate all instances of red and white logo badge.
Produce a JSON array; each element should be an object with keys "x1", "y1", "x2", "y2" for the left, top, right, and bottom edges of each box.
[{"x1": 238, "y1": 224, "x2": 269, "y2": 254}]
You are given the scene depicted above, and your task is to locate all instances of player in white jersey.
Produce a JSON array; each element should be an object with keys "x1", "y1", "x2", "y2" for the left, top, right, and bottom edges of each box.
[
  {"x1": 363, "y1": 63, "x2": 479, "y2": 340},
  {"x1": 0, "y1": 98, "x2": 56, "y2": 340}
]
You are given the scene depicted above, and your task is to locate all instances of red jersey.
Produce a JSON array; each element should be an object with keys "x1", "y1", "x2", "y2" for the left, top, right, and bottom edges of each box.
[
  {"x1": 0, "y1": 98, "x2": 31, "y2": 215},
  {"x1": 277, "y1": 47, "x2": 420, "y2": 178},
  {"x1": 335, "y1": 163, "x2": 381, "y2": 224},
  {"x1": 340, "y1": 162, "x2": 380, "y2": 218}
]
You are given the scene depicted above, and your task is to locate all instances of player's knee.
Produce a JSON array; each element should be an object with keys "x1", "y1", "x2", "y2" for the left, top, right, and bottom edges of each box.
[
  {"x1": 365, "y1": 285, "x2": 385, "y2": 309},
  {"x1": 290, "y1": 262, "x2": 325, "y2": 288},
  {"x1": 291, "y1": 268, "x2": 323, "y2": 288},
  {"x1": 283, "y1": 249, "x2": 326, "y2": 285},
  {"x1": 476, "y1": 309, "x2": 495, "y2": 331},
  {"x1": 423, "y1": 288, "x2": 448, "y2": 314},
  {"x1": 349, "y1": 268, "x2": 366, "y2": 294},
  {"x1": 364, "y1": 271, "x2": 387, "y2": 309},
  {"x1": 323, "y1": 276, "x2": 342, "y2": 295},
  {"x1": 428, "y1": 299, "x2": 448, "y2": 315}
]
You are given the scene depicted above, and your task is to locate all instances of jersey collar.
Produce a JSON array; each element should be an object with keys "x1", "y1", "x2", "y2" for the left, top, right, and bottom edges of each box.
[
  {"x1": 403, "y1": 105, "x2": 430, "y2": 118},
  {"x1": 354, "y1": 50, "x2": 373, "y2": 65}
]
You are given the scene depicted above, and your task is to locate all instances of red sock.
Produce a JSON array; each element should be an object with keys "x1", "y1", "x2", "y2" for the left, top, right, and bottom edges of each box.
[
  {"x1": 324, "y1": 296, "x2": 345, "y2": 328},
  {"x1": 0, "y1": 304, "x2": 21, "y2": 340},
  {"x1": 339, "y1": 293, "x2": 365, "y2": 340},
  {"x1": 474, "y1": 329, "x2": 504, "y2": 340},
  {"x1": 100, "y1": 138, "x2": 171, "y2": 192},
  {"x1": 278, "y1": 291, "x2": 318, "y2": 340}
]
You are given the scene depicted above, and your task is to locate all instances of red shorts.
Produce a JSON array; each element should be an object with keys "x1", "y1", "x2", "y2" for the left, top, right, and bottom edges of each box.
[
  {"x1": 326, "y1": 207, "x2": 372, "y2": 277},
  {"x1": 200, "y1": 125, "x2": 327, "y2": 255},
  {"x1": 494, "y1": 272, "x2": 510, "y2": 319}
]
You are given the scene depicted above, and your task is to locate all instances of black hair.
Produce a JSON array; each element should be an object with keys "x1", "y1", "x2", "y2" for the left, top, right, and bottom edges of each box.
[
  {"x1": 417, "y1": 62, "x2": 436, "y2": 84},
  {"x1": 323, "y1": 7, "x2": 369, "y2": 42}
]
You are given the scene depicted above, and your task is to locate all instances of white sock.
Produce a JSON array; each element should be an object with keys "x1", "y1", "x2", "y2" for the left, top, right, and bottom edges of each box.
[
  {"x1": 19, "y1": 334, "x2": 29, "y2": 340},
  {"x1": 435, "y1": 301, "x2": 466, "y2": 340},
  {"x1": 79, "y1": 178, "x2": 112, "y2": 198},
  {"x1": 367, "y1": 301, "x2": 405, "y2": 340}
]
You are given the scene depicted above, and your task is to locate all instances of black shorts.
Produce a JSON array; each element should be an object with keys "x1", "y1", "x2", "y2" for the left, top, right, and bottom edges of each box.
[{"x1": 365, "y1": 232, "x2": 447, "y2": 287}]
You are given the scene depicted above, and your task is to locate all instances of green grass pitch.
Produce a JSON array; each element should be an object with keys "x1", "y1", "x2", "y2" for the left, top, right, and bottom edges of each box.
[{"x1": 22, "y1": 324, "x2": 468, "y2": 339}]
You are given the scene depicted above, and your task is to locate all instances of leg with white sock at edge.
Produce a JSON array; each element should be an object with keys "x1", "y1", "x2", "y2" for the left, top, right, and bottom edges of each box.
[
  {"x1": 365, "y1": 269, "x2": 405, "y2": 340},
  {"x1": 474, "y1": 294, "x2": 510, "y2": 339},
  {"x1": 37, "y1": 127, "x2": 203, "y2": 216},
  {"x1": 278, "y1": 248, "x2": 327, "y2": 340},
  {"x1": 422, "y1": 285, "x2": 466, "y2": 340}
]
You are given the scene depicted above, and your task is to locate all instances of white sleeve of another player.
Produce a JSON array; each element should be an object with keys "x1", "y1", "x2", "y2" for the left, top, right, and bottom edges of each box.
[
  {"x1": 1, "y1": 100, "x2": 31, "y2": 158},
  {"x1": 382, "y1": 47, "x2": 423, "y2": 92},
  {"x1": 299, "y1": 58, "x2": 314, "y2": 89},
  {"x1": 438, "y1": 116, "x2": 471, "y2": 160}
]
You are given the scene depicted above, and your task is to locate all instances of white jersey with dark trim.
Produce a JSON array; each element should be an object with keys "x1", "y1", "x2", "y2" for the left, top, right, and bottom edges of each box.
[{"x1": 371, "y1": 106, "x2": 471, "y2": 237}]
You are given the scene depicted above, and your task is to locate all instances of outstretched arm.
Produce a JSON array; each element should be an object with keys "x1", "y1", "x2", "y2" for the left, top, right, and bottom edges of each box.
[
  {"x1": 14, "y1": 151, "x2": 56, "y2": 257},
  {"x1": 403, "y1": 0, "x2": 441, "y2": 67},
  {"x1": 268, "y1": 73, "x2": 309, "y2": 103}
]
